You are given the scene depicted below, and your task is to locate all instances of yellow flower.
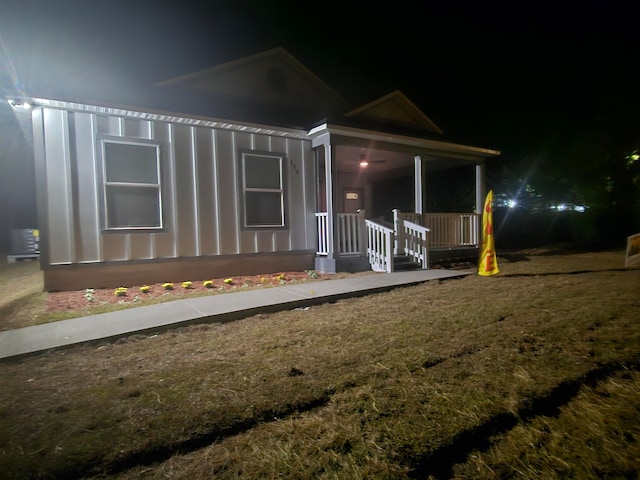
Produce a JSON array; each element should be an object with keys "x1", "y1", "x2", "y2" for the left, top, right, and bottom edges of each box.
[
  {"x1": 181, "y1": 281, "x2": 193, "y2": 289},
  {"x1": 223, "y1": 278, "x2": 234, "y2": 284},
  {"x1": 203, "y1": 280, "x2": 214, "y2": 288},
  {"x1": 162, "y1": 282, "x2": 174, "y2": 290},
  {"x1": 114, "y1": 286, "x2": 127, "y2": 297},
  {"x1": 260, "y1": 277, "x2": 268, "y2": 284},
  {"x1": 140, "y1": 285, "x2": 151, "y2": 293}
]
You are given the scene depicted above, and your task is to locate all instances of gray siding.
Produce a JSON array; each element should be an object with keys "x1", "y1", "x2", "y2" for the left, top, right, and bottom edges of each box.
[{"x1": 36, "y1": 107, "x2": 316, "y2": 266}]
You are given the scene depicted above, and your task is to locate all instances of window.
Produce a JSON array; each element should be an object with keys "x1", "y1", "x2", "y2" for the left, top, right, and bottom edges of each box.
[
  {"x1": 241, "y1": 152, "x2": 286, "y2": 228},
  {"x1": 101, "y1": 139, "x2": 162, "y2": 230}
]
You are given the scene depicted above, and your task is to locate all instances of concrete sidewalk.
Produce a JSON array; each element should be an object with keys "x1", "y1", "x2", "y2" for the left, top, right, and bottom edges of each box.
[{"x1": 0, "y1": 269, "x2": 472, "y2": 360}]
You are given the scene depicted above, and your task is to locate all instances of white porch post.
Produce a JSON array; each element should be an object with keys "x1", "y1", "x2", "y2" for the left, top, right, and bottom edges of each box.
[
  {"x1": 325, "y1": 143, "x2": 339, "y2": 259},
  {"x1": 475, "y1": 163, "x2": 486, "y2": 214},
  {"x1": 414, "y1": 155, "x2": 424, "y2": 215},
  {"x1": 314, "y1": 140, "x2": 339, "y2": 273}
]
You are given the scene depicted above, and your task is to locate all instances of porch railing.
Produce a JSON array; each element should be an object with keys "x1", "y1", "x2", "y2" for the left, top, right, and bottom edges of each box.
[
  {"x1": 365, "y1": 220, "x2": 395, "y2": 272},
  {"x1": 398, "y1": 219, "x2": 429, "y2": 268},
  {"x1": 317, "y1": 210, "x2": 475, "y2": 272},
  {"x1": 315, "y1": 211, "x2": 366, "y2": 255},
  {"x1": 395, "y1": 210, "x2": 480, "y2": 248}
]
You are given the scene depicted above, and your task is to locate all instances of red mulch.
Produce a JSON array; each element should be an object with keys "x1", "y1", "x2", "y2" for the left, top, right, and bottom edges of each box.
[{"x1": 46, "y1": 271, "x2": 331, "y2": 313}]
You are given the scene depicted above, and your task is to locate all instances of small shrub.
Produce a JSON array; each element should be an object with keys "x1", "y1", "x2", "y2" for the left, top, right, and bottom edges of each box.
[
  {"x1": 223, "y1": 278, "x2": 234, "y2": 285},
  {"x1": 139, "y1": 285, "x2": 151, "y2": 293},
  {"x1": 203, "y1": 280, "x2": 214, "y2": 288},
  {"x1": 114, "y1": 287, "x2": 127, "y2": 297},
  {"x1": 181, "y1": 281, "x2": 193, "y2": 289},
  {"x1": 305, "y1": 269, "x2": 319, "y2": 279},
  {"x1": 84, "y1": 288, "x2": 96, "y2": 302},
  {"x1": 162, "y1": 283, "x2": 174, "y2": 290}
]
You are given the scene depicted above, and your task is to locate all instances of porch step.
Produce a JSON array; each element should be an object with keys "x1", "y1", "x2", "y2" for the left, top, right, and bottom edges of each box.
[{"x1": 393, "y1": 255, "x2": 421, "y2": 271}]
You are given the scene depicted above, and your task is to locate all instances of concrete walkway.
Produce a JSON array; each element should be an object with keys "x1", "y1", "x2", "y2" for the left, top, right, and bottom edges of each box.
[{"x1": 0, "y1": 269, "x2": 472, "y2": 360}]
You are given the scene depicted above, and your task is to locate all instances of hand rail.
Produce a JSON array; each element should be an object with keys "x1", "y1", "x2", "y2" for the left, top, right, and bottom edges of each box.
[
  {"x1": 365, "y1": 220, "x2": 394, "y2": 272},
  {"x1": 401, "y1": 220, "x2": 430, "y2": 268}
]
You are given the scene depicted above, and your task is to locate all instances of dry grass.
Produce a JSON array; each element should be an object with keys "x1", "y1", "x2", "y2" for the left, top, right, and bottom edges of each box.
[
  {"x1": 0, "y1": 258, "x2": 47, "y2": 331},
  {"x1": 453, "y1": 371, "x2": 640, "y2": 479},
  {"x1": 0, "y1": 250, "x2": 638, "y2": 479}
]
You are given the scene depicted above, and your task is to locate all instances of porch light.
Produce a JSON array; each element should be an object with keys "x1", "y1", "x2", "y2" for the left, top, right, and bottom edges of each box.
[{"x1": 359, "y1": 160, "x2": 369, "y2": 167}]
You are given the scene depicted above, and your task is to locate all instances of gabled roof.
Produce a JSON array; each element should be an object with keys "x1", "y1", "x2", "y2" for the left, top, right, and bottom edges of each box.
[
  {"x1": 155, "y1": 47, "x2": 350, "y2": 119},
  {"x1": 345, "y1": 90, "x2": 444, "y2": 135}
]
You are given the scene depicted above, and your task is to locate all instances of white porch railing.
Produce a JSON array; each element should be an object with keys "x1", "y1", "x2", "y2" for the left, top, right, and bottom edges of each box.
[
  {"x1": 315, "y1": 211, "x2": 366, "y2": 255},
  {"x1": 365, "y1": 220, "x2": 395, "y2": 272},
  {"x1": 424, "y1": 213, "x2": 480, "y2": 247},
  {"x1": 318, "y1": 209, "x2": 475, "y2": 272},
  {"x1": 395, "y1": 210, "x2": 480, "y2": 248},
  {"x1": 398, "y1": 219, "x2": 429, "y2": 268}
]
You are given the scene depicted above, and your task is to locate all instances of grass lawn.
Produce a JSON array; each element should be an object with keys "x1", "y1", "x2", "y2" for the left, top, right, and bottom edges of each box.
[{"x1": 0, "y1": 250, "x2": 638, "y2": 479}]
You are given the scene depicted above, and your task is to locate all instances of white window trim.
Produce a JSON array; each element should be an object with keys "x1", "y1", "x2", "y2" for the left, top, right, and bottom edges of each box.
[
  {"x1": 100, "y1": 138, "x2": 163, "y2": 231},
  {"x1": 240, "y1": 151, "x2": 287, "y2": 229}
]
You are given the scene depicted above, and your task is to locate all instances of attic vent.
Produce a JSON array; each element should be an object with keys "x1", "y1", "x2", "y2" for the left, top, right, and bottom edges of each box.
[{"x1": 265, "y1": 67, "x2": 287, "y2": 93}]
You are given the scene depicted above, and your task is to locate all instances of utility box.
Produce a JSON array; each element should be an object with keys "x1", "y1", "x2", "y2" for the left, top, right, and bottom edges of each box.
[{"x1": 7, "y1": 229, "x2": 39, "y2": 263}]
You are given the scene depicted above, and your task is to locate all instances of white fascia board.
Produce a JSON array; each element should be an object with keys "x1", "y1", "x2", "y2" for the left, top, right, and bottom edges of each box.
[
  {"x1": 23, "y1": 97, "x2": 310, "y2": 140},
  {"x1": 308, "y1": 123, "x2": 500, "y2": 158}
]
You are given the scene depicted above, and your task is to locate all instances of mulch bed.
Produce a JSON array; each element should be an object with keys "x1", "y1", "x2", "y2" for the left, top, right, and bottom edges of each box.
[{"x1": 46, "y1": 271, "x2": 331, "y2": 312}]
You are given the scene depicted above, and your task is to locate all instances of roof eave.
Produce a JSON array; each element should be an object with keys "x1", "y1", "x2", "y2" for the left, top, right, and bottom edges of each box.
[
  {"x1": 309, "y1": 123, "x2": 500, "y2": 159},
  {"x1": 11, "y1": 96, "x2": 310, "y2": 140}
]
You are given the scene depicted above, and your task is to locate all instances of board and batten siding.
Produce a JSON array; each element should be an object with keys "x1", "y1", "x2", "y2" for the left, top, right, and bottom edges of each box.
[{"x1": 37, "y1": 107, "x2": 317, "y2": 266}]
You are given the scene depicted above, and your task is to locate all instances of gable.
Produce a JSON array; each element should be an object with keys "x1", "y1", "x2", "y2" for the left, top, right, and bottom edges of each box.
[
  {"x1": 345, "y1": 91, "x2": 444, "y2": 135},
  {"x1": 156, "y1": 47, "x2": 350, "y2": 119}
]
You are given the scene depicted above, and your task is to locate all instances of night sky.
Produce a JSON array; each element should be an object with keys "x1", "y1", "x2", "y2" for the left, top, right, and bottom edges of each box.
[{"x1": 1, "y1": 0, "x2": 638, "y2": 249}]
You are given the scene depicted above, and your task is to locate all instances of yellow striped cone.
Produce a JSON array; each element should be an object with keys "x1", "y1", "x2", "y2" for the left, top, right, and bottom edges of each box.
[{"x1": 478, "y1": 190, "x2": 499, "y2": 276}]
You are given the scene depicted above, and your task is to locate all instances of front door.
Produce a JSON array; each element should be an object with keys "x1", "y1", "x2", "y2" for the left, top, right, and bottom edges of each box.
[{"x1": 343, "y1": 188, "x2": 364, "y2": 214}]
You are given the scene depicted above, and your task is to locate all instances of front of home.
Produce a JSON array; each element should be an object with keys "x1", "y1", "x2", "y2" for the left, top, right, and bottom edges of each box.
[{"x1": 8, "y1": 48, "x2": 499, "y2": 291}]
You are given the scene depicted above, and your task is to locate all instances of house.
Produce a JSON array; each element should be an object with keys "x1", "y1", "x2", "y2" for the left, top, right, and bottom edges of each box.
[{"x1": 7, "y1": 48, "x2": 499, "y2": 291}]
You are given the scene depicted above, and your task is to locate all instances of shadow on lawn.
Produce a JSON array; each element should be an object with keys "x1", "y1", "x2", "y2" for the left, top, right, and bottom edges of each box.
[{"x1": 408, "y1": 357, "x2": 640, "y2": 479}]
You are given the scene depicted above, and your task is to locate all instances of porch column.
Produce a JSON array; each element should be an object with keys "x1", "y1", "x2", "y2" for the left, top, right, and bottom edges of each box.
[
  {"x1": 314, "y1": 141, "x2": 339, "y2": 273},
  {"x1": 475, "y1": 163, "x2": 486, "y2": 214},
  {"x1": 414, "y1": 155, "x2": 424, "y2": 214}
]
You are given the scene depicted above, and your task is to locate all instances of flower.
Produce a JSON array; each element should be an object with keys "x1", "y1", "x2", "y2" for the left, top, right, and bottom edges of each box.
[
  {"x1": 223, "y1": 278, "x2": 234, "y2": 285},
  {"x1": 203, "y1": 280, "x2": 214, "y2": 288},
  {"x1": 162, "y1": 282, "x2": 174, "y2": 290},
  {"x1": 114, "y1": 287, "x2": 128, "y2": 297},
  {"x1": 260, "y1": 277, "x2": 268, "y2": 284},
  {"x1": 140, "y1": 285, "x2": 151, "y2": 293},
  {"x1": 181, "y1": 281, "x2": 193, "y2": 289},
  {"x1": 275, "y1": 273, "x2": 286, "y2": 282}
]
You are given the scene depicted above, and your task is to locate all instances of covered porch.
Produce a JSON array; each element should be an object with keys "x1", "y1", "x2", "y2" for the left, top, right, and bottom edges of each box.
[{"x1": 310, "y1": 123, "x2": 499, "y2": 273}]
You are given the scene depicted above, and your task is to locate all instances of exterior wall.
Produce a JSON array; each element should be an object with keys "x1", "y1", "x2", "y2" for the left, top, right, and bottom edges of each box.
[{"x1": 34, "y1": 107, "x2": 317, "y2": 290}]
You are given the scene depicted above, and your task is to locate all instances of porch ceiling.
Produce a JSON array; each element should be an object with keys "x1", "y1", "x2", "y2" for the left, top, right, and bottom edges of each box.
[
  {"x1": 335, "y1": 145, "x2": 478, "y2": 175},
  {"x1": 310, "y1": 123, "x2": 500, "y2": 176}
]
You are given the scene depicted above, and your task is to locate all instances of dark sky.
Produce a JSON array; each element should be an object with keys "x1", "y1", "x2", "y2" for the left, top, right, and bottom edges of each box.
[
  {"x1": 2, "y1": 1, "x2": 638, "y2": 146},
  {"x1": 1, "y1": 0, "x2": 639, "y2": 246}
]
